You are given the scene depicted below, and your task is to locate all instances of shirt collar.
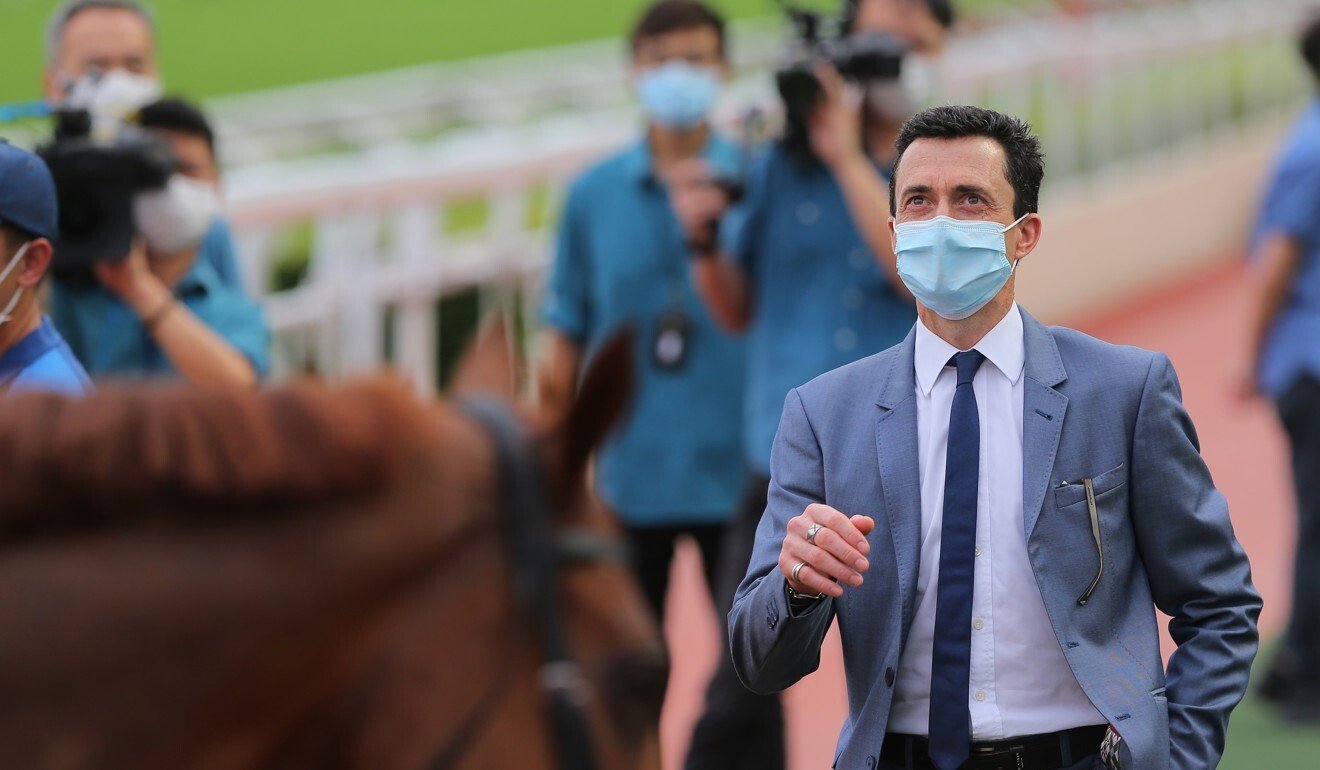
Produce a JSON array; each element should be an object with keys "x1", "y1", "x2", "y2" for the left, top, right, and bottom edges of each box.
[
  {"x1": 913, "y1": 303, "x2": 1025, "y2": 396},
  {"x1": 623, "y1": 131, "x2": 741, "y2": 186},
  {"x1": 0, "y1": 317, "x2": 63, "y2": 384}
]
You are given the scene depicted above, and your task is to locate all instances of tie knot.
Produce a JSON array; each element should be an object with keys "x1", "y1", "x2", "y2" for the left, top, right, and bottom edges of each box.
[{"x1": 949, "y1": 350, "x2": 985, "y2": 386}]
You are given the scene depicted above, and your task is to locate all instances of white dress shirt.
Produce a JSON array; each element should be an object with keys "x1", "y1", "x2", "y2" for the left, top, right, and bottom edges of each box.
[{"x1": 888, "y1": 304, "x2": 1106, "y2": 740}]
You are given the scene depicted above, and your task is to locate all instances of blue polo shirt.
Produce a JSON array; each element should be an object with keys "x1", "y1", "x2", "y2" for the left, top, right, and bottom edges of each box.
[
  {"x1": 51, "y1": 255, "x2": 270, "y2": 380},
  {"x1": 723, "y1": 144, "x2": 916, "y2": 474},
  {"x1": 0, "y1": 317, "x2": 92, "y2": 396},
  {"x1": 1253, "y1": 100, "x2": 1320, "y2": 398},
  {"x1": 541, "y1": 136, "x2": 746, "y2": 527}
]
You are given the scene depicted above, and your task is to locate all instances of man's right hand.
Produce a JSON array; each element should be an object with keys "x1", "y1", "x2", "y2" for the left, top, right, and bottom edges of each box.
[
  {"x1": 666, "y1": 158, "x2": 731, "y2": 255},
  {"x1": 779, "y1": 503, "x2": 875, "y2": 598}
]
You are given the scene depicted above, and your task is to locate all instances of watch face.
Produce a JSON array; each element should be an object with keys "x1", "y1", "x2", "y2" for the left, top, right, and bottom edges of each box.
[{"x1": 652, "y1": 310, "x2": 691, "y2": 371}]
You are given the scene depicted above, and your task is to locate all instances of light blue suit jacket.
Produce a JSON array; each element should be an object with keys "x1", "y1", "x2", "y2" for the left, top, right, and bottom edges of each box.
[{"x1": 729, "y1": 307, "x2": 1261, "y2": 770}]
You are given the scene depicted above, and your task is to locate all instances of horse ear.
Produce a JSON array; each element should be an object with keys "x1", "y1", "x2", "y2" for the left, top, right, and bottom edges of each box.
[
  {"x1": 560, "y1": 330, "x2": 633, "y2": 481},
  {"x1": 451, "y1": 315, "x2": 518, "y2": 401}
]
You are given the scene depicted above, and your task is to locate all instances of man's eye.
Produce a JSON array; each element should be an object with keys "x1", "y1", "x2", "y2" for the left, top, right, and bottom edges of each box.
[
  {"x1": 907, "y1": 196, "x2": 925, "y2": 206},
  {"x1": 966, "y1": 194, "x2": 982, "y2": 205}
]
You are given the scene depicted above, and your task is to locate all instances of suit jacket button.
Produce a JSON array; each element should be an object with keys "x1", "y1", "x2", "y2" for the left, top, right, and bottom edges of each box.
[
  {"x1": 885, "y1": 667, "x2": 895, "y2": 687},
  {"x1": 766, "y1": 598, "x2": 780, "y2": 629}
]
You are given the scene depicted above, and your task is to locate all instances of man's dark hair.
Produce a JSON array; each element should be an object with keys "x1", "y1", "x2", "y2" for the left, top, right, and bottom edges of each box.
[
  {"x1": 841, "y1": 0, "x2": 956, "y2": 36},
  {"x1": 1302, "y1": 13, "x2": 1320, "y2": 83},
  {"x1": 138, "y1": 97, "x2": 216, "y2": 156},
  {"x1": 46, "y1": 0, "x2": 155, "y2": 65},
  {"x1": 630, "y1": 0, "x2": 726, "y2": 58},
  {"x1": 889, "y1": 105, "x2": 1045, "y2": 219}
]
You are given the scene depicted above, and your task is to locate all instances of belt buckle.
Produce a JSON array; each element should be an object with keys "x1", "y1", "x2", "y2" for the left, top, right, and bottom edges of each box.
[{"x1": 969, "y1": 744, "x2": 1026, "y2": 769}]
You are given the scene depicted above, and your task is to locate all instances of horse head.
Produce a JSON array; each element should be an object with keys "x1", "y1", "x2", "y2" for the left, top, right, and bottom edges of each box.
[
  {"x1": 450, "y1": 317, "x2": 667, "y2": 770},
  {"x1": 0, "y1": 317, "x2": 664, "y2": 770}
]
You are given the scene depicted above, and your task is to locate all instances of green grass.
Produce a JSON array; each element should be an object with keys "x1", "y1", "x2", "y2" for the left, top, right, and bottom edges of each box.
[
  {"x1": 0, "y1": 0, "x2": 1037, "y2": 106},
  {"x1": 1222, "y1": 641, "x2": 1320, "y2": 769}
]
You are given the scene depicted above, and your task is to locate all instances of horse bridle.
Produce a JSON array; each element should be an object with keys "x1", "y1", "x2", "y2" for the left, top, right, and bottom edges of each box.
[{"x1": 426, "y1": 398, "x2": 633, "y2": 770}]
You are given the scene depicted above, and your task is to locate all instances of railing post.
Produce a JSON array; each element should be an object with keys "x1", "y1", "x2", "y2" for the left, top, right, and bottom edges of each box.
[{"x1": 392, "y1": 203, "x2": 440, "y2": 395}]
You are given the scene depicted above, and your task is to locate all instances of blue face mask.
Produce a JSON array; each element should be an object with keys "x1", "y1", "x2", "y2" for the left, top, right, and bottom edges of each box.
[
  {"x1": 894, "y1": 213, "x2": 1029, "y2": 321},
  {"x1": 635, "y1": 60, "x2": 720, "y2": 129}
]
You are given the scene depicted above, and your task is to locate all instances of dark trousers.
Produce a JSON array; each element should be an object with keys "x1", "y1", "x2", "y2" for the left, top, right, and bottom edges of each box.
[
  {"x1": 685, "y1": 473, "x2": 786, "y2": 770},
  {"x1": 1276, "y1": 375, "x2": 1320, "y2": 691},
  {"x1": 625, "y1": 521, "x2": 724, "y2": 619}
]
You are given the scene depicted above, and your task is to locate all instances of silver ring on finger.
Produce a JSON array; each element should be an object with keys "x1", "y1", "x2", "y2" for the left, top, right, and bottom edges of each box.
[
  {"x1": 805, "y1": 522, "x2": 823, "y2": 546},
  {"x1": 791, "y1": 561, "x2": 808, "y2": 585}
]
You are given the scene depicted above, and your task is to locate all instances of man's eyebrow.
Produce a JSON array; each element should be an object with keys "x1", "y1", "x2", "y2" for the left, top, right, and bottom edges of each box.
[
  {"x1": 898, "y1": 184, "x2": 933, "y2": 199},
  {"x1": 953, "y1": 183, "x2": 994, "y2": 199}
]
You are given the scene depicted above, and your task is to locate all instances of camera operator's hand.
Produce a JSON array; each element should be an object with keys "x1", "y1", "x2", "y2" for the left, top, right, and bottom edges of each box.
[
  {"x1": 92, "y1": 239, "x2": 171, "y2": 316},
  {"x1": 808, "y1": 63, "x2": 866, "y2": 172},
  {"x1": 93, "y1": 237, "x2": 259, "y2": 388},
  {"x1": 666, "y1": 158, "x2": 731, "y2": 257}
]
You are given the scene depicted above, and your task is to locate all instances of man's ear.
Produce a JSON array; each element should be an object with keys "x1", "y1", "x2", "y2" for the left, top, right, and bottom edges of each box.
[
  {"x1": 15, "y1": 239, "x2": 52, "y2": 288},
  {"x1": 1013, "y1": 214, "x2": 1042, "y2": 262},
  {"x1": 888, "y1": 216, "x2": 898, "y2": 253},
  {"x1": 42, "y1": 69, "x2": 64, "y2": 103}
]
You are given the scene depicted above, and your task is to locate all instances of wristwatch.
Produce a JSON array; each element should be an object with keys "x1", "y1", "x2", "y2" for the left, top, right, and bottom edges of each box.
[{"x1": 784, "y1": 582, "x2": 825, "y2": 613}]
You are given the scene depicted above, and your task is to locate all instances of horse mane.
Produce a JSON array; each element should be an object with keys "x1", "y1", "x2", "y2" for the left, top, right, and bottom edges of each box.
[{"x1": 0, "y1": 375, "x2": 430, "y2": 538}]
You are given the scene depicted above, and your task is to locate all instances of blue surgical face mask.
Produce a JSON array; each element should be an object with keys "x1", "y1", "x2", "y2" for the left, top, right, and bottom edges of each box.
[
  {"x1": 894, "y1": 213, "x2": 1029, "y2": 321},
  {"x1": 634, "y1": 60, "x2": 720, "y2": 129}
]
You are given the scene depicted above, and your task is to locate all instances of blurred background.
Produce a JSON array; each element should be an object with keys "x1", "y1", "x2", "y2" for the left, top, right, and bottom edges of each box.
[{"x1": 2, "y1": 0, "x2": 1317, "y2": 767}]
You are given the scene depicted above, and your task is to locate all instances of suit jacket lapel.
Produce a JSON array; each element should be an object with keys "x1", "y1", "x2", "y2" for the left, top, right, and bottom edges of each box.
[
  {"x1": 1020, "y1": 308, "x2": 1069, "y2": 539},
  {"x1": 875, "y1": 327, "x2": 922, "y2": 637}
]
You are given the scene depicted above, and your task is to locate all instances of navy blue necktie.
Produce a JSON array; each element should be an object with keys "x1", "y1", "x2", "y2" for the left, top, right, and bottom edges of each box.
[{"x1": 929, "y1": 350, "x2": 985, "y2": 770}]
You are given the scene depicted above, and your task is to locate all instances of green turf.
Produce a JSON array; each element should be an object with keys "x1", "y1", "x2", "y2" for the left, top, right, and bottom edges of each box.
[
  {"x1": 1222, "y1": 641, "x2": 1320, "y2": 769},
  {"x1": 0, "y1": 0, "x2": 1036, "y2": 105}
]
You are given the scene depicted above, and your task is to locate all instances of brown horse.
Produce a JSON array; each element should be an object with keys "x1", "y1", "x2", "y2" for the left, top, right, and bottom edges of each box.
[{"x1": 0, "y1": 323, "x2": 666, "y2": 770}]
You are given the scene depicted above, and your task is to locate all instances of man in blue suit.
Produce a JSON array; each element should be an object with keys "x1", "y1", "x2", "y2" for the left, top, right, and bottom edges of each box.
[{"x1": 728, "y1": 106, "x2": 1261, "y2": 770}]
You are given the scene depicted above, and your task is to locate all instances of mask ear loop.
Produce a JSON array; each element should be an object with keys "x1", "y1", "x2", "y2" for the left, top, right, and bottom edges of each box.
[
  {"x1": 0, "y1": 242, "x2": 32, "y2": 326},
  {"x1": 1002, "y1": 213, "x2": 1030, "y2": 277},
  {"x1": 999, "y1": 212, "x2": 1030, "y2": 233}
]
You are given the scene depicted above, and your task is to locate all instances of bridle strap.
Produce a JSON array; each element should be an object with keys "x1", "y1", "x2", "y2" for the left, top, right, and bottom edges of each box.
[{"x1": 437, "y1": 397, "x2": 600, "y2": 770}]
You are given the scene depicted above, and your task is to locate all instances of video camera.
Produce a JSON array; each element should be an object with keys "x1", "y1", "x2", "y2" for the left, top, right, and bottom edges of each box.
[
  {"x1": 37, "y1": 109, "x2": 174, "y2": 273},
  {"x1": 774, "y1": 1, "x2": 905, "y2": 161}
]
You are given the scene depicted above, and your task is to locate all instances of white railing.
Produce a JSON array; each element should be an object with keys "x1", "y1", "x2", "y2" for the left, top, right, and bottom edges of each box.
[
  {"x1": 223, "y1": 0, "x2": 1316, "y2": 390},
  {"x1": 208, "y1": 19, "x2": 787, "y2": 167}
]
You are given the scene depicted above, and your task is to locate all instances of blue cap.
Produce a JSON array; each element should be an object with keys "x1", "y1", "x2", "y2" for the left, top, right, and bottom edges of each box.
[{"x1": 0, "y1": 140, "x2": 59, "y2": 241}]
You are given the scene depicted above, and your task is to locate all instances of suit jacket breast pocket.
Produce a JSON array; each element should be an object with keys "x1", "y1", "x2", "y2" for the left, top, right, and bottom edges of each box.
[{"x1": 1054, "y1": 462, "x2": 1127, "y2": 509}]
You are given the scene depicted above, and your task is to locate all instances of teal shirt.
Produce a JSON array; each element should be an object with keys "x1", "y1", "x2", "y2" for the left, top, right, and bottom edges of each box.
[
  {"x1": 200, "y1": 218, "x2": 244, "y2": 290},
  {"x1": 541, "y1": 136, "x2": 746, "y2": 526},
  {"x1": 51, "y1": 256, "x2": 270, "y2": 380},
  {"x1": 1252, "y1": 100, "x2": 1320, "y2": 398},
  {"x1": 723, "y1": 144, "x2": 916, "y2": 475},
  {"x1": 0, "y1": 317, "x2": 92, "y2": 396}
]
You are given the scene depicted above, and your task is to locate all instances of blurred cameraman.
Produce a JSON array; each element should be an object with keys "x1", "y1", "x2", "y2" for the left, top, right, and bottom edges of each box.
[
  {"x1": 42, "y1": 0, "x2": 245, "y2": 290},
  {"x1": 0, "y1": 142, "x2": 91, "y2": 396},
  {"x1": 536, "y1": 0, "x2": 746, "y2": 726},
  {"x1": 674, "y1": 2, "x2": 955, "y2": 769},
  {"x1": 50, "y1": 98, "x2": 269, "y2": 387}
]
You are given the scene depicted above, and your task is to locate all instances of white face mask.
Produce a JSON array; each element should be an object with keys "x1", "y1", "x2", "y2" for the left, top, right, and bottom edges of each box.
[
  {"x1": 58, "y1": 68, "x2": 162, "y2": 120},
  {"x1": 866, "y1": 80, "x2": 913, "y2": 124},
  {"x1": 0, "y1": 242, "x2": 31, "y2": 327},
  {"x1": 133, "y1": 174, "x2": 222, "y2": 257},
  {"x1": 901, "y1": 54, "x2": 938, "y2": 108}
]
